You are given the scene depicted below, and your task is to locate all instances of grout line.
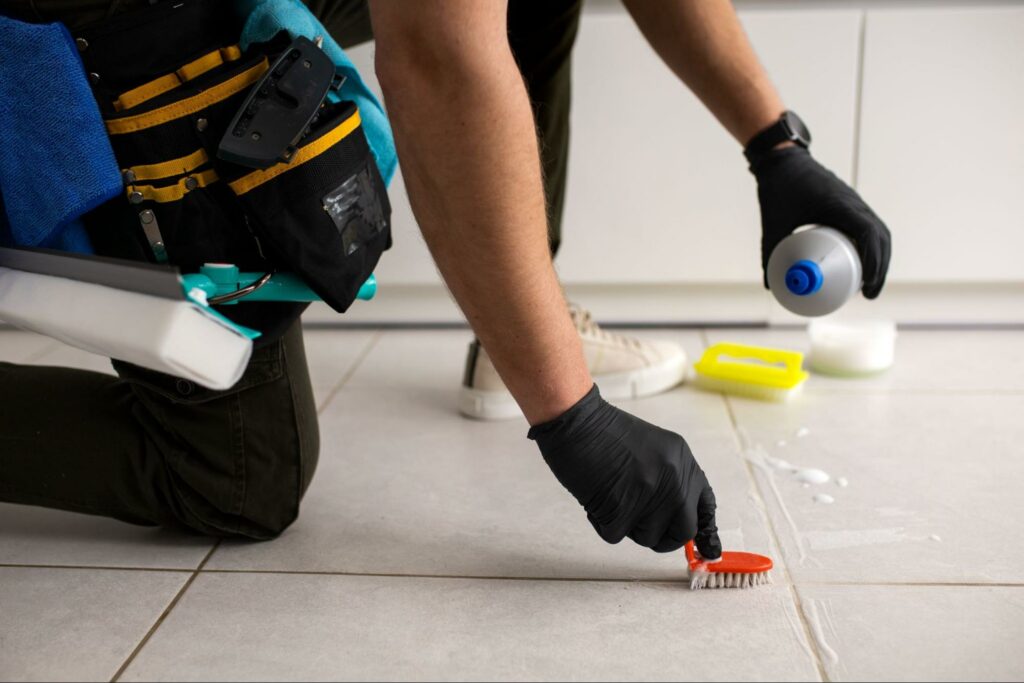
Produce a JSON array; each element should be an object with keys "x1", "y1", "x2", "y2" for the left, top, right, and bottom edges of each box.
[
  {"x1": 850, "y1": 9, "x2": 868, "y2": 189},
  {"x1": 3, "y1": 561, "x2": 1021, "y2": 589},
  {"x1": 109, "y1": 540, "x2": 221, "y2": 683},
  {"x1": 315, "y1": 328, "x2": 383, "y2": 414},
  {"x1": 0, "y1": 563, "x2": 193, "y2": 573},
  {"x1": 199, "y1": 567, "x2": 694, "y2": 586},
  {"x1": 719, "y1": 387, "x2": 830, "y2": 683}
]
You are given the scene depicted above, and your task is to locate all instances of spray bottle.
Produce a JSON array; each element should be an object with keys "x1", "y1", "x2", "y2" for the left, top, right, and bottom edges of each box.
[{"x1": 766, "y1": 226, "x2": 862, "y2": 317}]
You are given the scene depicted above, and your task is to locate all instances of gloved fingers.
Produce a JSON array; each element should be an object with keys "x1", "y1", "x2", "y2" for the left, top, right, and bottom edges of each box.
[
  {"x1": 862, "y1": 218, "x2": 892, "y2": 299},
  {"x1": 651, "y1": 505, "x2": 698, "y2": 555},
  {"x1": 693, "y1": 483, "x2": 722, "y2": 560},
  {"x1": 587, "y1": 514, "x2": 627, "y2": 545},
  {"x1": 823, "y1": 203, "x2": 890, "y2": 299},
  {"x1": 585, "y1": 486, "x2": 643, "y2": 545},
  {"x1": 651, "y1": 533, "x2": 686, "y2": 554},
  {"x1": 627, "y1": 509, "x2": 675, "y2": 549}
]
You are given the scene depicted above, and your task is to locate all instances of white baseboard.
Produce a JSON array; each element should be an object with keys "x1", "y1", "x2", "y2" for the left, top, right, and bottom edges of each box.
[{"x1": 304, "y1": 281, "x2": 1024, "y2": 327}]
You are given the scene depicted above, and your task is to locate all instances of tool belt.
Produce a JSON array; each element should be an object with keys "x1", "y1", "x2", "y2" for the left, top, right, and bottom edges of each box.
[{"x1": 76, "y1": 0, "x2": 391, "y2": 313}]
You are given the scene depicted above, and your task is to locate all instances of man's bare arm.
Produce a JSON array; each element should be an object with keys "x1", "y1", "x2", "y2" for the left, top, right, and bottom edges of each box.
[
  {"x1": 622, "y1": 0, "x2": 786, "y2": 146},
  {"x1": 368, "y1": 0, "x2": 591, "y2": 425}
]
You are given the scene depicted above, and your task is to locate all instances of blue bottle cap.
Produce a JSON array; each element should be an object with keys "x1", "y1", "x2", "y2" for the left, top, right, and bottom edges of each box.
[{"x1": 785, "y1": 259, "x2": 824, "y2": 296}]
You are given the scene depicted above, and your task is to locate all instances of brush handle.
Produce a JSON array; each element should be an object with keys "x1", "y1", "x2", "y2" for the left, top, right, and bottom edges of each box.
[{"x1": 684, "y1": 541, "x2": 697, "y2": 569}]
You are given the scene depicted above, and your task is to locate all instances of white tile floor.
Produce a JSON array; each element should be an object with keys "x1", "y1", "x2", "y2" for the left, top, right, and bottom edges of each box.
[{"x1": 1, "y1": 325, "x2": 1022, "y2": 681}]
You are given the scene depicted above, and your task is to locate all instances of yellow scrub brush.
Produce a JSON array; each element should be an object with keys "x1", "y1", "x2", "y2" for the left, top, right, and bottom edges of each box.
[{"x1": 693, "y1": 342, "x2": 808, "y2": 401}]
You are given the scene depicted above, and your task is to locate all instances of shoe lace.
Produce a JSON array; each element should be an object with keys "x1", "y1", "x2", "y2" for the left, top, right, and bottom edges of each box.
[{"x1": 568, "y1": 303, "x2": 643, "y2": 350}]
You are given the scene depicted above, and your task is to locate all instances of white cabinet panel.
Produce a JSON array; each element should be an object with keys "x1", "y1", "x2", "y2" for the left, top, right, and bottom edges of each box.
[
  {"x1": 858, "y1": 6, "x2": 1024, "y2": 283},
  {"x1": 346, "y1": 8, "x2": 861, "y2": 287},
  {"x1": 558, "y1": 8, "x2": 862, "y2": 284}
]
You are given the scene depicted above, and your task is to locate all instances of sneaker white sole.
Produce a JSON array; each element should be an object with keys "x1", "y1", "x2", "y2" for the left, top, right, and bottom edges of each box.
[{"x1": 458, "y1": 349, "x2": 689, "y2": 421}]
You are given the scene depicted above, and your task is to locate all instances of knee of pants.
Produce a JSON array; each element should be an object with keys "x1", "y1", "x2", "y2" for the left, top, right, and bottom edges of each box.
[
  {"x1": 151, "y1": 405, "x2": 320, "y2": 541},
  {"x1": 165, "y1": 438, "x2": 318, "y2": 541}
]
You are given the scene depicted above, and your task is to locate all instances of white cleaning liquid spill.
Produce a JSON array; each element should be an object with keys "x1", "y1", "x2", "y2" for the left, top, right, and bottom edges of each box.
[
  {"x1": 836, "y1": 477, "x2": 849, "y2": 488},
  {"x1": 795, "y1": 427, "x2": 811, "y2": 438},
  {"x1": 794, "y1": 468, "x2": 830, "y2": 485},
  {"x1": 776, "y1": 439, "x2": 788, "y2": 448},
  {"x1": 930, "y1": 534, "x2": 942, "y2": 542},
  {"x1": 739, "y1": 430, "x2": 811, "y2": 565},
  {"x1": 805, "y1": 599, "x2": 840, "y2": 668},
  {"x1": 764, "y1": 455, "x2": 796, "y2": 471},
  {"x1": 813, "y1": 493, "x2": 835, "y2": 504}
]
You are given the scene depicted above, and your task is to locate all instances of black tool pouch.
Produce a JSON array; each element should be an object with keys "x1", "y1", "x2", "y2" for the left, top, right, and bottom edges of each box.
[
  {"x1": 222, "y1": 100, "x2": 392, "y2": 313},
  {"x1": 80, "y1": 5, "x2": 390, "y2": 314}
]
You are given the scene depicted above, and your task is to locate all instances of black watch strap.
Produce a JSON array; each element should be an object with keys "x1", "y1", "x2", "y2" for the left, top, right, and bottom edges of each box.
[{"x1": 744, "y1": 110, "x2": 812, "y2": 165}]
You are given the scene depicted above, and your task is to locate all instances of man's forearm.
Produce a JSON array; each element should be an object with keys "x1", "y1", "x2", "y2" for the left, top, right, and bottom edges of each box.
[
  {"x1": 369, "y1": 0, "x2": 591, "y2": 425},
  {"x1": 623, "y1": 0, "x2": 785, "y2": 146}
]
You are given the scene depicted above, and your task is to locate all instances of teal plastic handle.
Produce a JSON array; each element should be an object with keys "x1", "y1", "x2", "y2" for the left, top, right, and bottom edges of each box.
[{"x1": 181, "y1": 264, "x2": 377, "y2": 305}]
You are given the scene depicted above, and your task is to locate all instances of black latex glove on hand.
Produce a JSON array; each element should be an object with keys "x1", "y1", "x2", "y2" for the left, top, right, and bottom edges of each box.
[
  {"x1": 753, "y1": 146, "x2": 892, "y2": 299},
  {"x1": 528, "y1": 385, "x2": 722, "y2": 558}
]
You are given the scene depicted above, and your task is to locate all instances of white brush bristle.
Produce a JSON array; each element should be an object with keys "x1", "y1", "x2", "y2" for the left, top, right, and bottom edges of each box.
[{"x1": 689, "y1": 569, "x2": 773, "y2": 591}]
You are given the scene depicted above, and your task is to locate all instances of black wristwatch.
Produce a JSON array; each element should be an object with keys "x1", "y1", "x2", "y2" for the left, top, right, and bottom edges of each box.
[{"x1": 743, "y1": 110, "x2": 811, "y2": 165}]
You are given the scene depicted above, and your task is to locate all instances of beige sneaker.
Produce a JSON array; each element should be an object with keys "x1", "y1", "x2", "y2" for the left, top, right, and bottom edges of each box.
[{"x1": 459, "y1": 304, "x2": 688, "y2": 420}]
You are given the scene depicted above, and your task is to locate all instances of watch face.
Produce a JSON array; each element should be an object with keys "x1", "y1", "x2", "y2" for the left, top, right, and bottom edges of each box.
[{"x1": 782, "y1": 111, "x2": 812, "y2": 147}]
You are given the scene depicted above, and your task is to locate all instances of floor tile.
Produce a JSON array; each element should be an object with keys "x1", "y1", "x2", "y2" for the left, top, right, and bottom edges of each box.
[
  {"x1": 208, "y1": 331, "x2": 766, "y2": 579},
  {"x1": 0, "y1": 504, "x2": 214, "y2": 570},
  {"x1": 795, "y1": 584, "x2": 1024, "y2": 682},
  {"x1": 705, "y1": 327, "x2": 1024, "y2": 394},
  {"x1": 300, "y1": 327, "x2": 379, "y2": 410},
  {"x1": 344, "y1": 328, "x2": 707, "y2": 392},
  {"x1": 342, "y1": 328, "x2": 485, "y2": 391},
  {"x1": 122, "y1": 572, "x2": 818, "y2": 682},
  {"x1": 0, "y1": 566, "x2": 188, "y2": 682},
  {"x1": 0, "y1": 330, "x2": 57, "y2": 363},
  {"x1": 727, "y1": 391, "x2": 1024, "y2": 583}
]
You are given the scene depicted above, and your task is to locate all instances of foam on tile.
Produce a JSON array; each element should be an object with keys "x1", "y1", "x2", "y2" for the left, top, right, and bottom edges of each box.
[
  {"x1": 813, "y1": 494, "x2": 835, "y2": 505},
  {"x1": 740, "y1": 430, "x2": 811, "y2": 565},
  {"x1": 795, "y1": 468, "x2": 831, "y2": 485},
  {"x1": 805, "y1": 599, "x2": 840, "y2": 667}
]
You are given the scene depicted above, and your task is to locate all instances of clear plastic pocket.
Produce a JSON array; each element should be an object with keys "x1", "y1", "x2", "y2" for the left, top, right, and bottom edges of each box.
[{"x1": 225, "y1": 101, "x2": 392, "y2": 312}]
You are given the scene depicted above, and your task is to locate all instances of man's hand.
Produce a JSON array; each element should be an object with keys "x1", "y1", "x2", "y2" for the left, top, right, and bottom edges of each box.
[
  {"x1": 529, "y1": 385, "x2": 722, "y2": 557},
  {"x1": 752, "y1": 147, "x2": 893, "y2": 299}
]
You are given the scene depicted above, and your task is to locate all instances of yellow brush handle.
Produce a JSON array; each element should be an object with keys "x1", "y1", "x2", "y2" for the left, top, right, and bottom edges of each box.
[
  {"x1": 695, "y1": 342, "x2": 809, "y2": 389},
  {"x1": 703, "y1": 342, "x2": 802, "y2": 374}
]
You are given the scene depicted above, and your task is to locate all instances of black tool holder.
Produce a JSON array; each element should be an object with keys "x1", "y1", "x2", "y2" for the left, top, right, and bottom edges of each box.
[{"x1": 217, "y1": 36, "x2": 345, "y2": 169}]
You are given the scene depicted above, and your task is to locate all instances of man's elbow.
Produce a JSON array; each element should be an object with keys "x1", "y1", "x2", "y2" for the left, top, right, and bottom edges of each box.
[{"x1": 374, "y1": 32, "x2": 510, "y2": 102}]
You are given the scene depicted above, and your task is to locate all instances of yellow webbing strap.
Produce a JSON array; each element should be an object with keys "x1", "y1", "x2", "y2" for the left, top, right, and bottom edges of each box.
[
  {"x1": 126, "y1": 148, "x2": 209, "y2": 182},
  {"x1": 228, "y1": 110, "x2": 363, "y2": 196},
  {"x1": 128, "y1": 168, "x2": 219, "y2": 203},
  {"x1": 112, "y1": 45, "x2": 244, "y2": 112},
  {"x1": 106, "y1": 58, "x2": 268, "y2": 135}
]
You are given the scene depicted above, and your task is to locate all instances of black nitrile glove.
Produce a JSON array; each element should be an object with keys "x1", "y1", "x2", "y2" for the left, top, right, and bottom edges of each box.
[
  {"x1": 528, "y1": 385, "x2": 722, "y2": 558},
  {"x1": 752, "y1": 146, "x2": 892, "y2": 299}
]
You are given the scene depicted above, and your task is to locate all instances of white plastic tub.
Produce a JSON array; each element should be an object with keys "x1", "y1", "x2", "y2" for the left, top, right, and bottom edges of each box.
[{"x1": 807, "y1": 319, "x2": 897, "y2": 376}]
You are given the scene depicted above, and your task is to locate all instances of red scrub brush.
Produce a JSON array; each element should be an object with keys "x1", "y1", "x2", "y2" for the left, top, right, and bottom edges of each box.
[{"x1": 685, "y1": 541, "x2": 774, "y2": 590}]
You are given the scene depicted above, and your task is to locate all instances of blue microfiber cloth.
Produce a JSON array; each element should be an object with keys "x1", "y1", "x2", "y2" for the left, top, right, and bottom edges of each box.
[
  {"x1": 236, "y1": 0, "x2": 397, "y2": 185},
  {"x1": 0, "y1": 16, "x2": 122, "y2": 254}
]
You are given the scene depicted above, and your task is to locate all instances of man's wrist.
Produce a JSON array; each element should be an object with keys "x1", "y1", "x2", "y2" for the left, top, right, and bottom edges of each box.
[{"x1": 744, "y1": 110, "x2": 811, "y2": 165}]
